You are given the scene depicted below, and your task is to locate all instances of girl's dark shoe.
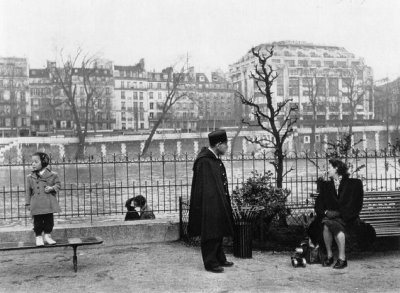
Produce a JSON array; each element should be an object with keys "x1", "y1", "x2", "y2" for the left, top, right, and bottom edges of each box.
[
  {"x1": 322, "y1": 257, "x2": 334, "y2": 267},
  {"x1": 333, "y1": 259, "x2": 348, "y2": 269}
]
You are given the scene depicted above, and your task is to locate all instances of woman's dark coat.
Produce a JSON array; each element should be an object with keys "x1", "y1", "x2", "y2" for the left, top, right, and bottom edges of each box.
[
  {"x1": 316, "y1": 177, "x2": 363, "y2": 223},
  {"x1": 308, "y1": 177, "x2": 375, "y2": 248},
  {"x1": 188, "y1": 147, "x2": 234, "y2": 241}
]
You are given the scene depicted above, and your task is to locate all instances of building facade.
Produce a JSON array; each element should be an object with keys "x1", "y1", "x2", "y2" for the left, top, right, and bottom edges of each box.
[
  {"x1": 0, "y1": 57, "x2": 31, "y2": 137},
  {"x1": 229, "y1": 41, "x2": 375, "y2": 151},
  {"x1": 114, "y1": 59, "x2": 149, "y2": 131},
  {"x1": 114, "y1": 61, "x2": 238, "y2": 133},
  {"x1": 375, "y1": 77, "x2": 400, "y2": 143},
  {"x1": 29, "y1": 60, "x2": 115, "y2": 136}
]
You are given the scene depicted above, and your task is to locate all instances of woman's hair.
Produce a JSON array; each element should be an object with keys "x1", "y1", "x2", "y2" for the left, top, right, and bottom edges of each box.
[
  {"x1": 328, "y1": 158, "x2": 349, "y2": 177},
  {"x1": 32, "y1": 152, "x2": 50, "y2": 169},
  {"x1": 133, "y1": 195, "x2": 147, "y2": 208}
]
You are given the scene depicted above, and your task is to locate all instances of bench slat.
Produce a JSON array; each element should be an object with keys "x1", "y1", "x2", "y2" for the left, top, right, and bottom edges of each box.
[{"x1": 0, "y1": 237, "x2": 103, "y2": 251}]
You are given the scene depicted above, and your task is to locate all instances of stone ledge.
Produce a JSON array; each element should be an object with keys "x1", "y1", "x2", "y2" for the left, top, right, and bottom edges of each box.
[{"x1": 0, "y1": 218, "x2": 180, "y2": 246}]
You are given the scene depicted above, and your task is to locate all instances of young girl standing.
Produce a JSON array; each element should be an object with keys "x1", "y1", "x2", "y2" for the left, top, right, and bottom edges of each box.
[{"x1": 25, "y1": 152, "x2": 61, "y2": 246}]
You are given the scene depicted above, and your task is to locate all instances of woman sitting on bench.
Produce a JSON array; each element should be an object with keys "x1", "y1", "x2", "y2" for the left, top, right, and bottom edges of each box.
[
  {"x1": 308, "y1": 159, "x2": 364, "y2": 269},
  {"x1": 125, "y1": 195, "x2": 155, "y2": 221}
]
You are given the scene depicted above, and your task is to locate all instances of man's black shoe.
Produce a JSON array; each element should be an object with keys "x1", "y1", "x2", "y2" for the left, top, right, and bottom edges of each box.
[
  {"x1": 322, "y1": 257, "x2": 334, "y2": 267},
  {"x1": 220, "y1": 261, "x2": 234, "y2": 267},
  {"x1": 333, "y1": 259, "x2": 347, "y2": 269},
  {"x1": 205, "y1": 266, "x2": 224, "y2": 273}
]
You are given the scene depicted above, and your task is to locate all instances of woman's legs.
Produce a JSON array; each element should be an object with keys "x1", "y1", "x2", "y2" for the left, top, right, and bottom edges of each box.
[
  {"x1": 323, "y1": 225, "x2": 333, "y2": 258},
  {"x1": 334, "y1": 232, "x2": 346, "y2": 260}
]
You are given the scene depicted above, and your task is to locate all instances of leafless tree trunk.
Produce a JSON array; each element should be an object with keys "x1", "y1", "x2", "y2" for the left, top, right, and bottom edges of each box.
[
  {"x1": 340, "y1": 65, "x2": 371, "y2": 136},
  {"x1": 236, "y1": 46, "x2": 298, "y2": 189},
  {"x1": 302, "y1": 70, "x2": 325, "y2": 154},
  {"x1": 54, "y1": 48, "x2": 106, "y2": 160},
  {"x1": 141, "y1": 68, "x2": 188, "y2": 156}
]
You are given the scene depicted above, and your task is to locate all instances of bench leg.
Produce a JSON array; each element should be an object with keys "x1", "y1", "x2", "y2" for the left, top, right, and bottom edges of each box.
[{"x1": 72, "y1": 245, "x2": 78, "y2": 272}]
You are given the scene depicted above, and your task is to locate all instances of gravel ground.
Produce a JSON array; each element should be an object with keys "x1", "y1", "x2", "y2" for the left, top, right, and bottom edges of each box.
[{"x1": 0, "y1": 242, "x2": 399, "y2": 293}]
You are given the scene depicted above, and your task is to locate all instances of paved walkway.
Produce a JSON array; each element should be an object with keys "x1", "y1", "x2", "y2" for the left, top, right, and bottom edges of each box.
[{"x1": 0, "y1": 242, "x2": 399, "y2": 293}]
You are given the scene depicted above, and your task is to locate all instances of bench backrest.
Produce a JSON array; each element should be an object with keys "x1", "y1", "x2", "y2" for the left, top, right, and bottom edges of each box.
[{"x1": 360, "y1": 191, "x2": 400, "y2": 228}]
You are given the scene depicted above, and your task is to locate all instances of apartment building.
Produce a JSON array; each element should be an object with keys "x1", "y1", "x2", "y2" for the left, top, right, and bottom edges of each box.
[{"x1": 0, "y1": 57, "x2": 30, "y2": 137}]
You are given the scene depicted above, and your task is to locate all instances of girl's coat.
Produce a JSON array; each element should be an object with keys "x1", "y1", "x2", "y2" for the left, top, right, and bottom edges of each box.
[{"x1": 25, "y1": 168, "x2": 62, "y2": 216}]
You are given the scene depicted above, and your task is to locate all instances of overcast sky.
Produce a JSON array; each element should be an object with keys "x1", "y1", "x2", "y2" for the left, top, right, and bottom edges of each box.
[{"x1": 0, "y1": 0, "x2": 399, "y2": 80}]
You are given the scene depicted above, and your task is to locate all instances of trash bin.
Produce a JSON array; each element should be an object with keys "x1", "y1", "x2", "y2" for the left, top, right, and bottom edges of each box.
[{"x1": 232, "y1": 206, "x2": 264, "y2": 258}]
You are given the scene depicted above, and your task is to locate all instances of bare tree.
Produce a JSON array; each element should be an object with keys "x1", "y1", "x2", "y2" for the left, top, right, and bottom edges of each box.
[
  {"x1": 53, "y1": 48, "x2": 109, "y2": 159},
  {"x1": 301, "y1": 69, "x2": 326, "y2": 153},
  {"x1": 236, "y1": 46, "x2": 298, "y2": 189},
  {"x1": 141, "y1": 67, "x2": 189, "y2": 156},
  {"x1": 340, "y1": 65, "x2": 372, "y2": 135}
]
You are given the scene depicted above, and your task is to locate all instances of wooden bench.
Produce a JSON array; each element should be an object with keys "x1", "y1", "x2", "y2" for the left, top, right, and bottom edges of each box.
[
  {"x1": 360, "y1": 191, "x2": 400, "y2": 237},
  {"x1": 0, "y1": 236, "x2": 103, "y2": 272},
  {"x1": 310, "y1": 191, "x2": 400, "y2": 238}
]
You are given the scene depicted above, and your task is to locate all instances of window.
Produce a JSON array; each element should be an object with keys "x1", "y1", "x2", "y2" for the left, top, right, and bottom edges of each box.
[
  {"x1": 121, "y1": 112, "x2": 126, "y2": 120},
  {"x1": 285, "y1": 60, "x2": 295, "y2": 67},
  {"x1": 157, "y1": 83, "x2": 161, "y2": 89},
  {"x1": 324, "y1": 61, "x2": 334, "y2": 68},
  {"x1": 121, "y1": 91, "x2": 125, "y2": 99},
  {"x1": 328, "y1": 78, "x2": 338, "y2": 96},
  {"x1": 133, "y1": 92, "x2": 138, "y2": 99},
  {"x1": 310, "y1": 60, "x2": 321, "y2": 67},
  {"x1": 316, "y1": 78, "x2": 326, "y2": 96},
  {"x1": 289, "y1": 78, "x2": 299, "y2": 96},
  {"x1": 139, "y1": 92, "x2": 143, "y2": 100},
  {"x1": 106, "y1": 87, "x2": 110, "y2": 94},
  {"x1": 121, "y1": 101, "x2": 126, "y2": 110},
  {"x1": 149, "y1": 112, "x2": 153, "y2": 118},
  {"x1": 316, "y1": 135, "x2": 321, "y2": 142},
  {"x1": 298, "y1": 60, "x2": 308, "y2": 67},
  {"x1": 140, "y1": 123, "x2": 144, "y2": 129},
  {"x1": 149, "y1": 82, "x2": 153, "y2": 89},
  {"x1": 149, "y1": 92, "x2": 153, "y2": 99},
  {"x1": 304, "y1": 136, "x2": 310, "y2": 143},
  {"x1": 150, "y1": 102, "x2": 154, "y2": 110},
  {"x1": 139, "y1": 82, "x2": 143, "y2": 88},
  {"x1": 158, "y1": 92, "x2": 162, "y2": 99}
]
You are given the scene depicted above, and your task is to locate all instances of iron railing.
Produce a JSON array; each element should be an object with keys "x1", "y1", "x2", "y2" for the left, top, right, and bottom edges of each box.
[{"x1": 1, "y1": 150, "x2": 399, "y2": 222}]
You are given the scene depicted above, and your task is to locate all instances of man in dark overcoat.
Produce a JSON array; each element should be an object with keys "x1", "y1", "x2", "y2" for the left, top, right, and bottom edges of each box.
[{"x1": 188, "y1": 129, "x2": 235, "y2": 273}]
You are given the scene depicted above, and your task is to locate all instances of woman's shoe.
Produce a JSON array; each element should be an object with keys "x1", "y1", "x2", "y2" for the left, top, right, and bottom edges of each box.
[
  {"x1": 322, "y1": 256, "x2": 334, "y2": 267},
  {"x1": 333, "y1": 259, "x2": 347, "y2": 269}
]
